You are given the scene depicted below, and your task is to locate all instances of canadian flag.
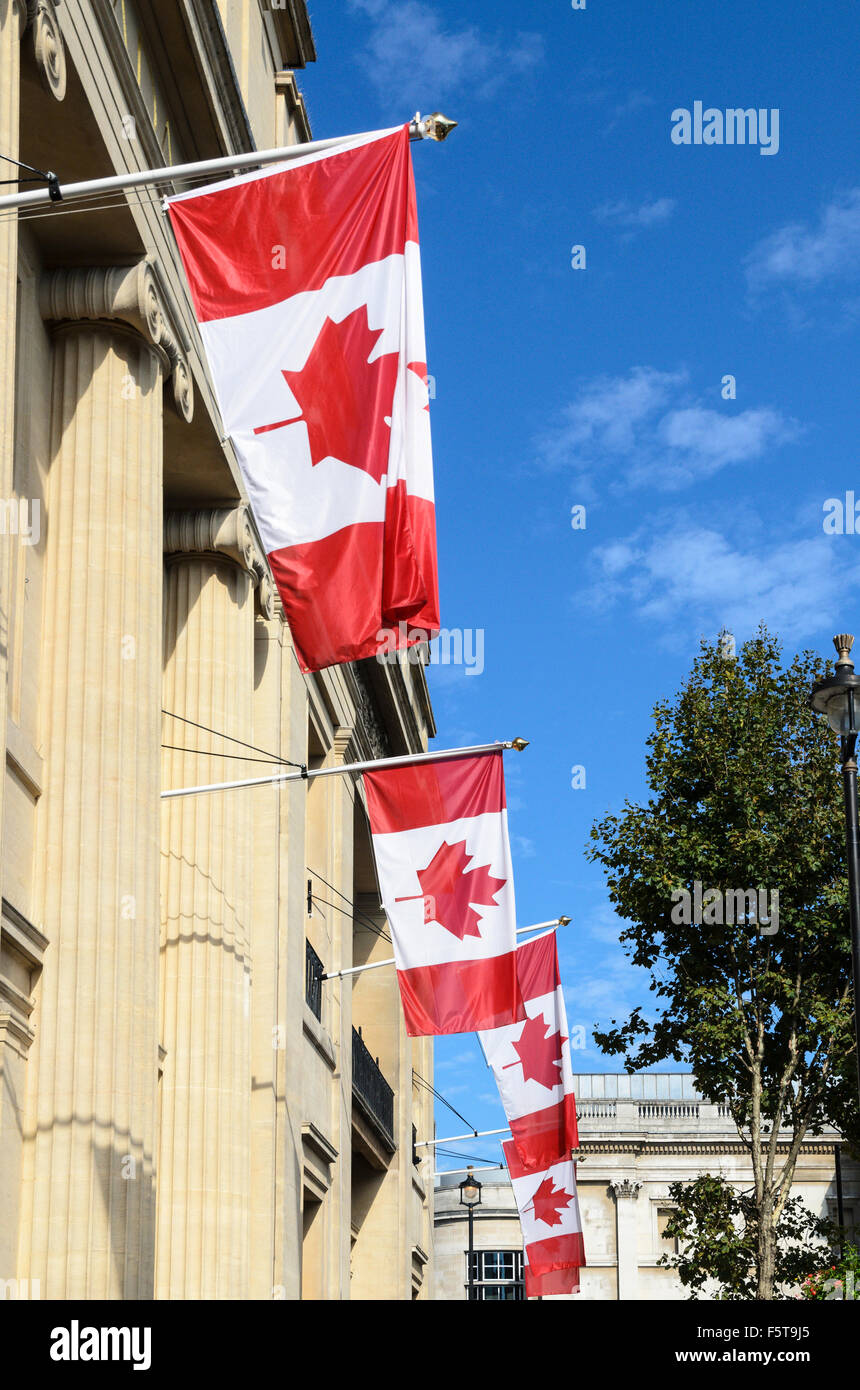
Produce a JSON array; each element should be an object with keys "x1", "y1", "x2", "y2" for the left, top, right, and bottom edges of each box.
[
  {"x1": 167, "y1": 125, "x2": 439, "y2": 673},
  {"x1": 363, "y1": 751, "x2": 524, "y2": 1036},
  {"x1": 524, "y1": 1258, "x2": 581, "y2": 1298},
  {"x1": 503, "y1": 1139, "x2": 585, "y2": 1278},
  {"x1": 479, "y1": 929, "x2": 579, "y2": 1171}
]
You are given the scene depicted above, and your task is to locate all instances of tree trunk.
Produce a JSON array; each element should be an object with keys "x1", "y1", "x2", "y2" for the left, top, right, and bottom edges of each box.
[{"x1": 757, "y1": 1196, "x2": 777, "y2": 1298}]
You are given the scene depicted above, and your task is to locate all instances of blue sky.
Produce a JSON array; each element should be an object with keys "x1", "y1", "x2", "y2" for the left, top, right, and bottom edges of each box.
[{"x1": 300, "y1": 0, "x2": 860, "y2": 1171}]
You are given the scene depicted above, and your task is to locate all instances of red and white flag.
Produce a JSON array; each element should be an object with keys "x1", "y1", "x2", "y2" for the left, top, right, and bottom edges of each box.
[
  {"x1": 479, "y1": 929, "x2": 578, "y2": 1171},
  {"x1": 524, "y1": 1258, "x2": 580, "y2": 1298},
  {"x1": 363, "y1": 751, "x2": 524, "y2": 1036},
  {"x1": 167, "y1": 125, "x2": 439, "y2": 673},
  {"x1": 503, "y1": 1139, "x2": 585, "y2": 1278}
]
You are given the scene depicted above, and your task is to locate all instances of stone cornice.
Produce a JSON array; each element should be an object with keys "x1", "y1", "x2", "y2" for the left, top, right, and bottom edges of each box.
[
  {"x1": 1, "y1": 899, "x2": 46, "y2": 1057},
  {"x1": 1, "y1": 898, "x2": 48, "y2": 966},
  {"x1": 274, "y1": 70, "x2": 312, "y2": 142},
  {"x1": 88, "y1": 0, "x2": 172, "y2": 172},
  {"x1": 39, "y1": 262, "x2": 194, "y2": 421},
  {"x1": 270, "y1": 2, "x2": 316, "y2": 68},
  {"x1": 25, "y1": 0, "x2": 67, "y2": 101},
  {"x1": 164, "y1": 506, "x2": 275, "y2": 617},
  {"x1": 580, "y1": 1139, "x2": 844, "y2": 1157},
  {"x1": 434, "y1": 1208, "x2": 517, "y2": 1226},
  {"x1": 301, "y1": 1122, "x2": 338, "y2": 1167},
  {"x1": 181, "y1": 0, "x2": 256, "y2": 154}
]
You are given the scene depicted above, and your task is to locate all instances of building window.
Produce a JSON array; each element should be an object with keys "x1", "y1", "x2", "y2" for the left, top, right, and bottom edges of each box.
[
  {"x1": 305, "y1": 939, "x2": 324, "y2": 1020},
  {"x1": 467, "y1": 1250, "x2": 525, "y2": 1300},
  {"x1": 657, "y1": 1206, "x2": 679, "y2": 1254}
]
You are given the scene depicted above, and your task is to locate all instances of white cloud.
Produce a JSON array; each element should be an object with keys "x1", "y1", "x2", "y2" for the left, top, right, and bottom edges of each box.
[
  {"x1": 537, "y1": 367, "x2": 796, "y2": 488},
  {"x1": 538, "y1": 366, "x2": 686, "y2": 467},
  {"x1": 349, "y1": 1, "x2": 543, "y2": 106},
  {"x1": 588, "y1": 519, "x2": 860, "y2": 644},
  {"x1": 594, "y1": 196, "x2": 676, "y2": 231},
  {"x1": 745, "y1": 188, "x2": 860, "y2": 290}
]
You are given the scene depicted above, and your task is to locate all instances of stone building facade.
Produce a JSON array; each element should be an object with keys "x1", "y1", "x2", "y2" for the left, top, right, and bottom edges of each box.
[
  {"x1": 434, "y1": 1173, "x2": 526, "y2": 1301},
  {"x1": 433, "y1": 1073, "x2": 859, "y2": 1300},
  {"x1": 0, "y1": 0, "x2": 435, "y2": 1301}
]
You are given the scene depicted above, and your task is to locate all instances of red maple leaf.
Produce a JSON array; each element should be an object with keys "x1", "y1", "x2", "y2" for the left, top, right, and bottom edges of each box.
[
  {"x1": 398, "y1": 839, "x2": 506, "y2": 940},
  {"x1": 272, "y1": 306, "x2": 399, "y2": 483},
  {"x1": 528, "y1": 1177, "x2": 574, "y2": 1229},
  {"x1": 407, "y1": 359, "x2": 431, "y2": 411},
  {"x1": 505, "y1": 1014, "x2": 565, "y2": 1090}
]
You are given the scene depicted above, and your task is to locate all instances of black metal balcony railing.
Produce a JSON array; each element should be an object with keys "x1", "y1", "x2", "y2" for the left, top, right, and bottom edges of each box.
[
  {"x1": 305, "y1": 940, "x2": 324, "y2": 1020},
  {"x1": 352, "y1": 1026, "x2": 395, "y2": 1149}
]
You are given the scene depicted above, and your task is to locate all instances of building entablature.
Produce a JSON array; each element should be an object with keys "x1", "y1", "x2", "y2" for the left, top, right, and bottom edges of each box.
[{"x1": 579, "y1": 1139, "x2": 846, "y2": 1157}]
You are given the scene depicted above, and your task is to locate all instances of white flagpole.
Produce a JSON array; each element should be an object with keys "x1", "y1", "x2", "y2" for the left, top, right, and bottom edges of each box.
[
  {"x1": 432, "y1": 1164, "x2": 505, "y2": 1177},
  {"x1": 417, "y1": 1127, "x2": 510, "y2": 1148},
  {"x1": 320, "y1": 917, "x2": 570, "y2": 981},
  {"x1": 161, "y1": 737, "x2": 528, "y2": 800},
  {"x1": 0, "y1": 113, "x2": 456, "y2": 213},
  {"x1": 514, "y1": 917, "x2": 571, "y2": 935}
]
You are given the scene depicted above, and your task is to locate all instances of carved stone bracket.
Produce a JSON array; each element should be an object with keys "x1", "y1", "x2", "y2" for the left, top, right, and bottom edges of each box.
[
  {"x1": 610, "y1": 1179, "x2": 643, "y2": 1201},
  {"x1": 351, "y1": 663, "x2": 391, "y2": 760},
  {"x1": 1, "y1": 898, "x2": 48, "y2": 1059},
  {"x1": 39, "y1": 261, "x2": 194, "y2": 421},
  {"x1": 26, "y1": 0, "x2": 66, "y2": 101},
  {"x1": 164, "y1": 505, "x2": 275, "y2": 618}
]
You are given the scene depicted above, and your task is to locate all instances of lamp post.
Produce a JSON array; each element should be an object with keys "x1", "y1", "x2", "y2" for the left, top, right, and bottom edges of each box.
[
  {"x1": 459, "y1": 1165, "x2": 483, "y2": 1301},
  {"x1": 810, "y1": 634, "x2": 860, "y2": 1102}
]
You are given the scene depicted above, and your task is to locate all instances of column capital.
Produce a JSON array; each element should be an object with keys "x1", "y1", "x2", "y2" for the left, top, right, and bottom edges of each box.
[
  {"x1": 610, "y1": 1179, "x2": 642, "y2": 1201},
  {"x1": 164, "y1": 505, "x2": 275, "y2": 617},
  {"x1": 25, "y1": 0, "x2": 66, "y2": 101},
  {"x1": 39, "y1": 261, "x2": 194, "y2": 421}
]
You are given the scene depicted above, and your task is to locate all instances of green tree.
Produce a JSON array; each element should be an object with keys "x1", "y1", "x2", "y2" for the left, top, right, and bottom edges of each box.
[
  {"x1": 588, "y1": 629, "x2": 857, "y2": 1299},
  {"x1": 657, "y1": 1175, "x2": 835, "y2": 1300}
]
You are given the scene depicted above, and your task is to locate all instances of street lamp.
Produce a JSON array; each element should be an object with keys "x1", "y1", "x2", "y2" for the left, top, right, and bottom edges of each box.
[
  {"x1": 459, "y1": 1165, "x2": 483, "y2": 1301},
  {"x1": 810, "y1": 634, "x2": 860, "y2": 1100}
]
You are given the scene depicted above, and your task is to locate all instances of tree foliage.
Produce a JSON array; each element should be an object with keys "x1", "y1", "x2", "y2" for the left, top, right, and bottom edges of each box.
[
  {"x1": 658, "y1": 1175, "x2": 834, "y2": 1300},
  {"x1": 587, "y1": 629, "x2": 858, "y2": 1296}
]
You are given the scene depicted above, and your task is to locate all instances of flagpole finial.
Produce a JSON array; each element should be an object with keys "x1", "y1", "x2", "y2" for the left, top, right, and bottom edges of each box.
[
  {"x1": 559, "y1": 916, "x2": 571, "y2": 926},
  {"x1": 410, "y1": 112, "x2": 458, "y2": 142},
  {"x1": 509, "y1": 737, "x2": 529, "y2": 752}
]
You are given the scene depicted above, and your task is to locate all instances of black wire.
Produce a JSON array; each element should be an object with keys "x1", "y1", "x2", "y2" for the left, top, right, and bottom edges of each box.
[
  {"x1": 0, "y1": 152, "x2": 53, "y2": 177},
  {"x1": 310, "y1": 893, "x2": 391, "y2": 946},
  {"x1": 412, "y1": 1070, "x2": 475, "y2": 1131},
  {"x1": 434, "y1": 1148, "x2": 505, "y2": 1165},
  {"x1": 307, "y1": 866, "x2": 390, "y2": 943},
  {"x1": 161, "y1": 744, "x2": 286, "y2": 766},
  {"x1": 161, "y1": 709, "x2": 304, "y2": 769}
]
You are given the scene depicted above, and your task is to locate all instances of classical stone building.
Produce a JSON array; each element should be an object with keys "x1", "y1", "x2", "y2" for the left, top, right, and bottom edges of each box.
[
  {"x1": 0, "y1": 0, "x2": 435, "y2": 1300},
  {"x1": 433, "y1": 1073, "x2": 860, "y2": 1300},
  {"x1": 434, "y1": 1173, "x2": 526, "y2": 1301}
]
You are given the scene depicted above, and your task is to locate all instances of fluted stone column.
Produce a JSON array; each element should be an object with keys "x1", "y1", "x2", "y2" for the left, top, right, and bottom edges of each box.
[
  {"x1": 610, "y1": 1178, "x2": 642, "y2": 1300},
  {"x1": 0, "y1": 0, "x2": 67, "y2": 486},
  {"x1": 15, "y1": 262, "x2": 192, "y2": 1299},
  {"x1": 0, "y1": 0, "x2": 28, "y2": 1295},
  {"x1": 158, "y1": 507, "x2": 272, "y2": 1300},
  {"x1": 0, "y1": 0, "x2": 25, "y2": 486}
]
